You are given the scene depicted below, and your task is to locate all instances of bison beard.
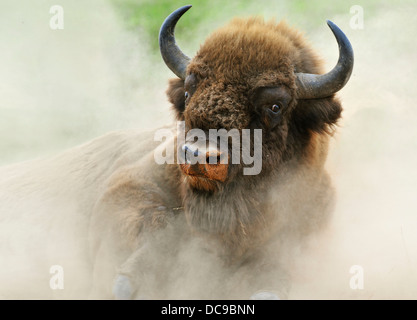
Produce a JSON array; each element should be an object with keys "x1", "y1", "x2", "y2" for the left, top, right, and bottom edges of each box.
[{"x1": 87, "y1": 6, "x2": 353, "y2": 299}]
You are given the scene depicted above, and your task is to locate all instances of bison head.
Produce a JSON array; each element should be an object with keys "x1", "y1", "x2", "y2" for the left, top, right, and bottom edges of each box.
[{"x1": 159, "y1": 5, "x2": 353, "y2": 193}]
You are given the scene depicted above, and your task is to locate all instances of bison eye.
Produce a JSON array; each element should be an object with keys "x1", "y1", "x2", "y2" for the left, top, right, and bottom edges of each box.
[
  {"x1": 271, "y1": 104, "x2": 281, "y2": 113},
  {"x1": 185, "y1": 91, "x2": 189, "y2": 99}
]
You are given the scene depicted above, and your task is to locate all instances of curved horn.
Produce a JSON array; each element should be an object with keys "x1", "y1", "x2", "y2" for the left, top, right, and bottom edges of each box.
[
  {"x1": 296, "y1": 20, "x2": 354, "y2": 99},
  {"x1": 159, "y1": 5, "x2": 192, "y2": 80}
]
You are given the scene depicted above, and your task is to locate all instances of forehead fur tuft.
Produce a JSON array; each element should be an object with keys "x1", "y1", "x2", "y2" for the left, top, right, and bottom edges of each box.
[{"x1": 188, "y1": 17, "x2": 324, "y2": 85}]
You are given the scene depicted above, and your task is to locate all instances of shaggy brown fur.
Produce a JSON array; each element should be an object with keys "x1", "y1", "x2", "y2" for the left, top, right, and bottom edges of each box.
[{"x1": 89, "y1": 17, "x2": 342, "y2": 299}]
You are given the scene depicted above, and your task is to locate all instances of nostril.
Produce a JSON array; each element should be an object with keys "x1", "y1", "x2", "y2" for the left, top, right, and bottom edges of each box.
[
  {"x1": 206, "y1": 154, "x2": 224, "y2": 165},
  {"x1": 182, "y1": 144, "x2": 199, "y2": 157}
]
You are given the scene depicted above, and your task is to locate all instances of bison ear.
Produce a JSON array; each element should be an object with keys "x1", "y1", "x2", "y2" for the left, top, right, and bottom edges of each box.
[
  {"x1": 293, "y1": 97, "x2": 342, "y2": 134},
  {"x1": 166, "y1": 78, "x2": 186, "y2": 120}
]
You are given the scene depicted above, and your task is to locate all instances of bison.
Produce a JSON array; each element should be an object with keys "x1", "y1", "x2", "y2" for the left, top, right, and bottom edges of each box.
[{"x1": 0, "y1": 5, "x2": 353, "y2": 299}]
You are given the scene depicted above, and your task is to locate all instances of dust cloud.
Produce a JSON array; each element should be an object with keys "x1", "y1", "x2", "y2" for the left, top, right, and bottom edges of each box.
[
  {"x1": 0, "y1": 0, "x2": 416, "y2": 299},
  {"x1": 0, "y1": 0, "x2": 171, "y2": 166},
  {"x1": 289, "y1": 3, "x2": 417, "y2": 299}
]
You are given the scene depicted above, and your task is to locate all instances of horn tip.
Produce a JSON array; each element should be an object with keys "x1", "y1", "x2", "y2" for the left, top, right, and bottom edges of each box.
[
  {"x1": 326, "y1": 20, "x2": 338, "y2": 31},
  {"x1": 181, "y1": 5, "x2": 193, "y2": 12}
]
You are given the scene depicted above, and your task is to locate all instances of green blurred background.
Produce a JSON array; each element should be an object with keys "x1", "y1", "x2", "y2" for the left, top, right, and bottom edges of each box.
[{"x1": 110, "y1": 0, "x2": 384, "y2": 53}]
